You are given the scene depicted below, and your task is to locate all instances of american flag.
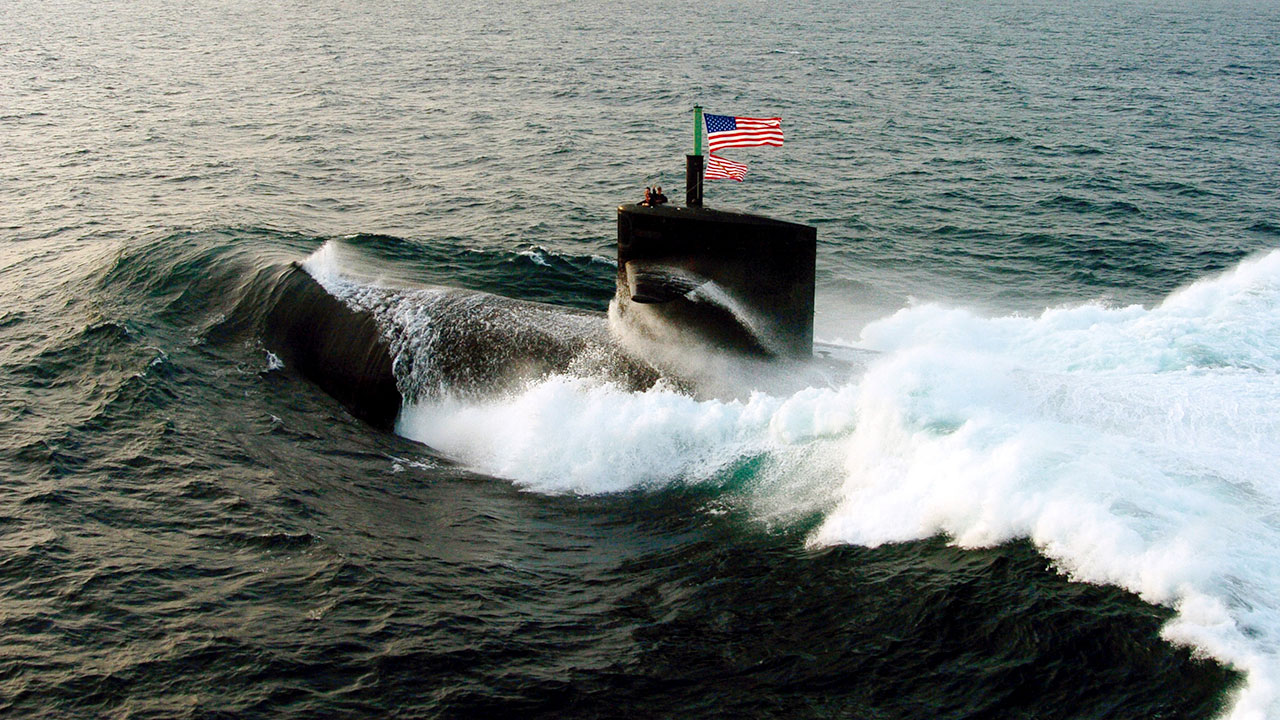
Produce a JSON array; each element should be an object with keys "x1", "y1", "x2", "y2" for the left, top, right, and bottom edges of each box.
[
  {"x1": 704, "y1": 113, "x2": 784, "y2": 153},
  {"x1": 705, "y1": 154, "x2": 747, "y2": 181}
]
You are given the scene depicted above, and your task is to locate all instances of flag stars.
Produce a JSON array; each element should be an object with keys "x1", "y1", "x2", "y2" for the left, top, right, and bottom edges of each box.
[{"x1": 705, "y1": 115, "x2": 737, "y2": 133}]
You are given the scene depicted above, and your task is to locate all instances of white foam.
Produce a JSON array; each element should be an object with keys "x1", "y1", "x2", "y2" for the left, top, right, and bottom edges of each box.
[
  {"x1": 312, "y1": 239, "x2": 1280, "y2": 718},
  {"x1": 811, "y1": 250, "x2": 1280, "y2": 718},
  {"x1": 515, "y1": 246, "x2": 550, "y2": 266},
  {"x1": 397, "y1": 377, "x2": 862, "y2": 496},
  {"x1": 300, "y1": 240, "x2": 346, "y2": 290}
]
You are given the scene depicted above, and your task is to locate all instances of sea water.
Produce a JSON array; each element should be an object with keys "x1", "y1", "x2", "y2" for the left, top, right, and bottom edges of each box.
[{"x1": 2, "y1": 0, "x2": 1278, "y2": 717}]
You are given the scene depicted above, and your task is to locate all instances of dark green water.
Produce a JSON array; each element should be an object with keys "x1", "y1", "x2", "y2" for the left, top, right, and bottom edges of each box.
[{"x1": 3, "y1": 0, "x2": 1278, "y2": 717}]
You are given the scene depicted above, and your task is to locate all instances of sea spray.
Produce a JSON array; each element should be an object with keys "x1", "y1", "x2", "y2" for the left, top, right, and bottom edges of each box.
[
  {"x1": 396, "y1": 250, "x2": 1280, "y2": 719},
  {"x1": 397, "y1": 377, "x2": 862, "y2": 496},
  {"x1": 817, "y1": 250, "x2": 1280, "y2": 719},
  {"x1": 300, "y1": 240, "x2": 650, "y2": 399}
]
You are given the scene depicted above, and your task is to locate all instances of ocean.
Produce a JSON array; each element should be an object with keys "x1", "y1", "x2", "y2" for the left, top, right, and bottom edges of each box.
[{"x1": 2, "y1": 0, "x2": 1278, "y2": 717}]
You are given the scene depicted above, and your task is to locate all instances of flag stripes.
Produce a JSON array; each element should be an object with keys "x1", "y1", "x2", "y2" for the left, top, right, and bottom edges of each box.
[{"x1": 705, "y1": 154, "x2": 747, "y2": 181}]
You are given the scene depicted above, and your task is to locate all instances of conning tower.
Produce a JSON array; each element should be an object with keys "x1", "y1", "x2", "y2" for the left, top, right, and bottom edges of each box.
[{"x1": 613, "y1": 154, "x2": 817, "y2": 359}]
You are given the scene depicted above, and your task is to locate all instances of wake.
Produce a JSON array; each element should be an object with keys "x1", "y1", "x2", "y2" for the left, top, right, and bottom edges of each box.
[{"x1": 391, "y1": 249, "x2": 1280, "y2": 720}]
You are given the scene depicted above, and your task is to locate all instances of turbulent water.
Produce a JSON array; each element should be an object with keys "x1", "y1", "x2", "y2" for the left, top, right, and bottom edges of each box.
[{"x1": 3, "y1": 0, "x2": 1279, "y2": 717}]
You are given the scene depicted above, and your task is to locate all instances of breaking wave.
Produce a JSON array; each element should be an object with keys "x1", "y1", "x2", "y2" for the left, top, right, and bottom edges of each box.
[{"x1": 385, "y1": 248, "x2": 1280, "y2": 719}]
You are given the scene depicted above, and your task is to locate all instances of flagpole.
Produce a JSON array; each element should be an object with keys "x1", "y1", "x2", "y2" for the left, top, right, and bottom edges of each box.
[
  {"x1": 693, "y1": 105, "x2": 703, "y2": 156},
  {"x1": 687, "y1": 105, "x2": 704, "y2": 207}
]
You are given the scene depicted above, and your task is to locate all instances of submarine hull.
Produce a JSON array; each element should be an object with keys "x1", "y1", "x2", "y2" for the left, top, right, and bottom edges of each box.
[
  {"x1": 251, "y1": 202, "x2": 819, "y2": 430},
  {"x1": 257, "y1": 265, "x2": 661, "y2": 429}
]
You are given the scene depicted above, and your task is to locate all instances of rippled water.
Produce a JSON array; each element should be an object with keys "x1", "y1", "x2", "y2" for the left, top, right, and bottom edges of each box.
[{"x1": 3, "y1": 0, "x2": 1278, "y2": 717}]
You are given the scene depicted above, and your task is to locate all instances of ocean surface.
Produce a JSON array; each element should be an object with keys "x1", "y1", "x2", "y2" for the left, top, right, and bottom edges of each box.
[{"x1": 3, "y1": 0, "x2": 1279, "y2": 717}]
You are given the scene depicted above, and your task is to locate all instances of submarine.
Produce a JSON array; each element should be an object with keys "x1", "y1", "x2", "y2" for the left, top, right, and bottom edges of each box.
[{"x1": 255, "y1": 152, "x2": 821, "y2": 431}]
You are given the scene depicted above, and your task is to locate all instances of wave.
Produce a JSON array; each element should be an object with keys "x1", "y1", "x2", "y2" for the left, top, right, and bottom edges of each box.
[
  {"x1": 391, "y1": 249, "x2": 1280, "y2": 719},
  {"x1": 99, "y1": 230, "x2": 1279, "y2": 718},
  {"x1": 86, "y1": 228, "x2": 1273, "y2": 716}
]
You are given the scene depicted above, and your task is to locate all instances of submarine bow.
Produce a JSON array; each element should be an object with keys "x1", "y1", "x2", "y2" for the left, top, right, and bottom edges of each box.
[{"x1": 261, "y1": 264, "x2": 402, "y2": 430}]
